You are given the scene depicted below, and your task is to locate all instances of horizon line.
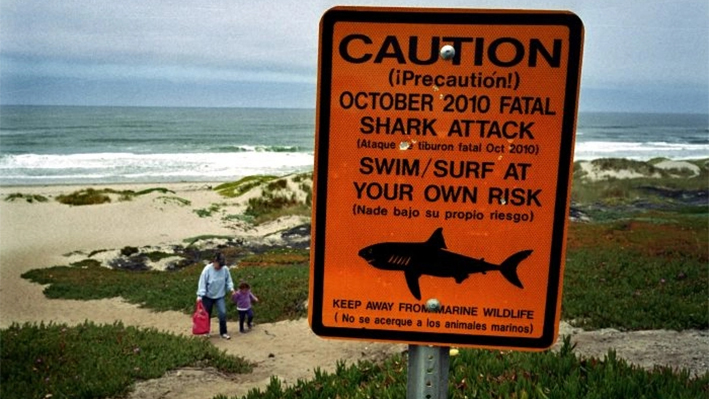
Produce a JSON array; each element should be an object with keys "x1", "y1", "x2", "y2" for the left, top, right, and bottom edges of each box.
[{"x1": 1, "y1": 103, "x2": 708, "y2": 116}]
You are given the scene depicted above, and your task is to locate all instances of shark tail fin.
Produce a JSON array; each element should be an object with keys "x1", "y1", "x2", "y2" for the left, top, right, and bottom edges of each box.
[{"x1": 500, "y1": 250, "x2": 533, "y2": 289}]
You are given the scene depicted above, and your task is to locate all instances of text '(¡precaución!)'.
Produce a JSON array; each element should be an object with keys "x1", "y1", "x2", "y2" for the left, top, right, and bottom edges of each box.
[{"x1": 332, "y1": 299, "x2": 535, "y2": 335}]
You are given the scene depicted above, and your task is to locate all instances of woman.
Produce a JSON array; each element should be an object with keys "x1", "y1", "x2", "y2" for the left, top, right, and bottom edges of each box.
[{"x1": 196, "y1": 252, "x2": 235, "y2": 339}]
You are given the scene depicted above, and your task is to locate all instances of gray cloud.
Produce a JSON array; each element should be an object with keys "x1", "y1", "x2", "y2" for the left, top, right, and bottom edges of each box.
[
  {"x1": 1, "y1": 0, "x2": 707, "y2": 110},
  {"x1": 2, "y1": 1, "x2": 319, "y2": 71}
]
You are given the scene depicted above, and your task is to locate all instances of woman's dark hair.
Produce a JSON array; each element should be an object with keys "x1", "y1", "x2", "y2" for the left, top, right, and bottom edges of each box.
[{"x1": 213, "y1": 252, "x2": 226, "y2": 265}]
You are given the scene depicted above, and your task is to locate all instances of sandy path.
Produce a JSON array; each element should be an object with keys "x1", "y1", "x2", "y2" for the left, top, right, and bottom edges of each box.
[
  {"x1": 0, "y1": 183, "x2": 231, "y2": 327},
  {"x1": 1, "y1": 184, "x2": 706, "y2": 399},
  {"x1": 0, "y1": 184, "x2": 405, "y2": 399}
]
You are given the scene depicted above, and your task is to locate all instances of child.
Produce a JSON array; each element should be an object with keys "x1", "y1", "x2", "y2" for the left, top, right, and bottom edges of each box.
[{"x1": 231, "y1": 281, "x2": 259, "y2": 333}]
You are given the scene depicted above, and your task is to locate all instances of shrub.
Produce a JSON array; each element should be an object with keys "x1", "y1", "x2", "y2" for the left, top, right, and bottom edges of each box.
[
  {"x1": 194, "y1": 203, "x2": 222, "y2": 218},
  {"x1": 266, "y1": 179, "x2": 288, "y2": 191},
  {"x1": 56, "y1": 188, "x2": 111, "y2": 205},
  {"x1": 4, "y1": 193, "x2": 49, "y2": 203},
  {"x1": 155, "y1": 196, "x2": 191, "y2": 206},
  {"x1": 214, "y1": 176, "x2": 276, "y2": 198},
  {"x1": 55, "y1": 187, "x2": 174, "y2": 206}
]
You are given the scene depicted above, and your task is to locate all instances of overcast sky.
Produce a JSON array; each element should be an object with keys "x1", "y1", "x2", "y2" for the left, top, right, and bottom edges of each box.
[{"x1": 1, "y1": 0, "x2": 707, "y2": 113}]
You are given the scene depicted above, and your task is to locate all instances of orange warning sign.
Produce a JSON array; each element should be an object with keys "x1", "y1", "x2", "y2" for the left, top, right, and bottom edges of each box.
[{"x1": 309, "y1": 7, "x2": 584, "y2": 350}]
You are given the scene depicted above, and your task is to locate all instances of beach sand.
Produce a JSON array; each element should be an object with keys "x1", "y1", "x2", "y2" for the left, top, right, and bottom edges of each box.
[
  {"x1": 1, "y1": 181, "x2": 706, "y2": 398},
  {"x1": 0, "y1": 183, "x2": 234, "y2": 327},
  {"x1": 0, "y1": 182, "x2": 405, "y2": 398}
]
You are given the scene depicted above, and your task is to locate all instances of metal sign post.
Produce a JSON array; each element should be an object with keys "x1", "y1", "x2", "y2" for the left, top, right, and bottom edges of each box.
[{"x1": 407, "y1": 345, "x2": 450, "y2": 399}]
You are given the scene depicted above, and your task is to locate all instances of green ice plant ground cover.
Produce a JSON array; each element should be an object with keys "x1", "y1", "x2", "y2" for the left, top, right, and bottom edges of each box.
[
  {"x1": 4, "y1": 250, "x2": 309, "y2": 399},
  {"x1": 227, "y1": 211, "x2": 708, "y2": 398},
  {"x1": 1, "y1": 321, "x2": 250, "y2": 399},
  {"x1": 20, "y1": 211, "x2": 707, "y2": 330},
  {"x1": 230, "y1": 339, "x2": 707, "y2": 399},
  {"x1": 10, "y1": 212, "x2": 708, "y2": 399},
  {"x1": 6, "y1": 163, "x2": 709, "y2": 399},
  {"x1": 21, "y1": 250, "x2": 311, "y2": 323}
]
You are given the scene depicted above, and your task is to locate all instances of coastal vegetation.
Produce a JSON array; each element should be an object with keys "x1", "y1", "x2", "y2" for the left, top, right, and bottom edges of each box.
[
  {"x1": 1, "y1": 322, "x2": 250, "y2": 399},
  {"x1": 19, "y1": 211, "x2": 707, "y2": 331},
  {"x1": 575, "y1": 157, "x2": 706, "y2": 178},
  {"x1": 21, "y1": 249, "x2": 311, "y2": 320},
  {"x1": 214, "y1": 175, "x2": 278, "y2": 198},
  {"x1": 4, "y1": 160, "x2": 708, "y2": 399},
  {"x1": 563, "y1": 215, "x2": 707, "y2": 330},
  {"x1": 55, "y1": 187, "x2": 175, "y2": 206},
  {"x1": 5, "y1": 159, "x2": 704, "y2": 226},
  {"x1": 233, "y1": 340, "x2": 707, "y2": 399},
  {"x1": 3, "y1": 192, "x2": 48, "y2": 203},
  {"x1": 13, "y1": 206, "x2": 707, "y2": 398},
  {"x1": 570, "y1": 158, "x2": 707, "y2": 220},
  {"x1": 239, "y1": 173, "x2": 313, "y2": 223},
  {"x1": 219, "y1": 172, "x2": 313, "y2": 225},
  {"x1": 189, "y1": 172, "x2": 314, "y2": 224},
  {"x1": 194, "y1": 202, "x2": 223, "y2": 218},
  {"x1": 155, "y1": 195, "x2": 191, "y2": 207}
]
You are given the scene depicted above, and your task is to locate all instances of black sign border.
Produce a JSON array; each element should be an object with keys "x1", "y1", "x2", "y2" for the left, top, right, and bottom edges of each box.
[{"x1": 311, "y1": 7, "x2": 584, "y2": 350}]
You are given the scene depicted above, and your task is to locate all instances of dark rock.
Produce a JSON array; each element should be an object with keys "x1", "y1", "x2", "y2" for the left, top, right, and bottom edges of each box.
[
  {"x1": 569, "y1": 206, "x2": 591, "y2": 222},
  {"x1": 106, "y1": 223, "x2": 313, "y2": 272},
  {"x1": 638, "y1": 187, "x2": 708, "y2": 206},
  {"x1": 110, "y1": 255, "x2": 149, "y2": 271},
  {"x1": 165, "y1": 258, "x2": 196, "y2": 272},
  {"x1": 278, "y1": 223, "x2": 311, "y2": 249},
  {"x1": 281, "y1": 224, "x2": 311, "y2": 239},
  {"x1": 120, "y1": 246, "x2": 140, "y2": 257}
]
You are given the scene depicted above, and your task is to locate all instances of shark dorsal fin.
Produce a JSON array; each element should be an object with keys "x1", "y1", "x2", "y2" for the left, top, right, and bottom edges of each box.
[{"x1": 426, "y1": 228, "x2": 446, "y2": 249}]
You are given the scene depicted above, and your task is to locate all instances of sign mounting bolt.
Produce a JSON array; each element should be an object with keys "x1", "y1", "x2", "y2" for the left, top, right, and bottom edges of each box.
[
  {"x1": 426, "y1": 298, "x2": 441, "y2": 312},
  {"x1": 440, "y1": 45, "x2": 455, "y2": 60}
]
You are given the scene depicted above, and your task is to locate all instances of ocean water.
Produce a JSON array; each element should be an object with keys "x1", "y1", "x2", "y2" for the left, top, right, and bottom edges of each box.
[
  {"x1": 574, "y1": 112, "x2": 708, "y2": 161},
  {"x1": 0, "y1": 106, "x2": 315, "y2": 186},
  {"x1": 0, "y1": 105, "x2": 707, "y2": 186}
]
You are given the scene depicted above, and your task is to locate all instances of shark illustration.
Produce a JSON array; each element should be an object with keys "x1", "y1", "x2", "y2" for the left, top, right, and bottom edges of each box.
[{"x1": 357, "y1": 228, "x2": 533, "y2": 300}]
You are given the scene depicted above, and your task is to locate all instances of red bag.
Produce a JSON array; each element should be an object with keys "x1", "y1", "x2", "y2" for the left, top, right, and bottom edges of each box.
[{"x1": 192, "y1": 300, "x2": 210, "y2": 335}]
